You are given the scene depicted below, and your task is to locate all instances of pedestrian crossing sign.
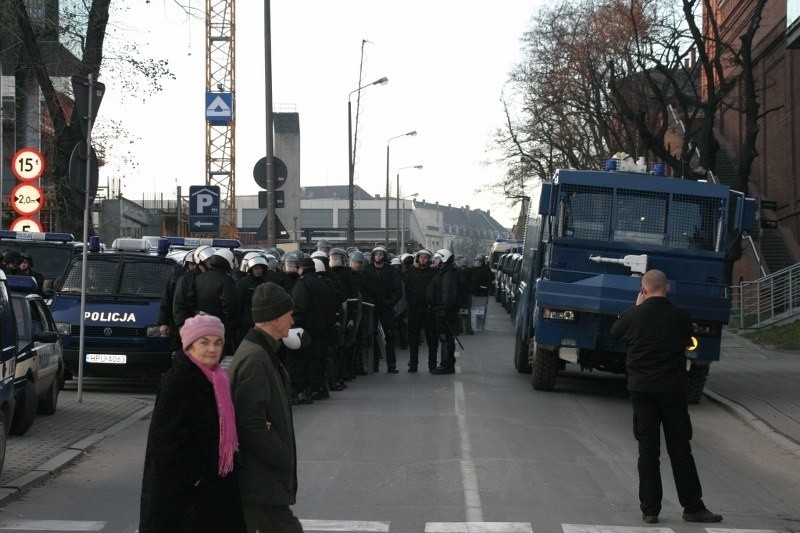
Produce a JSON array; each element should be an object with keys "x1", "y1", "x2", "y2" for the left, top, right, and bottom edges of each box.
[{"x1": 205, "y1": 92, "x2": 233, "y2": 124}]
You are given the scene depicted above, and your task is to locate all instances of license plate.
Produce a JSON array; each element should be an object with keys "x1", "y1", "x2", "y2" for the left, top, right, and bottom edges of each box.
[
  {"x1": 86, "y1": 354, "x2": 127, "y2": 364},
  {"x1": 473, "y1": 309, "x2": 485, "y2": 315}
]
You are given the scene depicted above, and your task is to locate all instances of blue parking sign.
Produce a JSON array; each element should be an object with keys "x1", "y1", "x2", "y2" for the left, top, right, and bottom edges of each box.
[{"x1": 189, "y1": 185, "x2": 220, "y2": 233}]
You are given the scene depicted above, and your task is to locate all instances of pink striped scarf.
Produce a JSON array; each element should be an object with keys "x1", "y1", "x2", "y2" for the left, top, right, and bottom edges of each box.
[{"x1": 188, "y1": 356, "x2": 239, "y2": 476}]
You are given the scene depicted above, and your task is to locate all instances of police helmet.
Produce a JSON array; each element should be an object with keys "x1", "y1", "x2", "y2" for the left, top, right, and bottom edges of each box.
[
  {"x1": 282, "y1": 252, "x2": 300, "y2": 272},
  {"x1": 1, "y1": 249, "x2": 22, "y2": 265},
  {"x1": 264, "y1": 254, "x2": 279, "y2": 269},
  {"x1": 433, "y1": 249, "x2": 453, "y2": 265},
  {"x1": 239, "y1": 251, "x2": 263, "y2": 273},
  {"x1": 316, "y1": 239, "x2": 332, "y2": 252},
  {"x1": 329, "y1": 248, "x2": 348, "y2": 267},
  {"x1": 265, "y1": 247, "x2": 282, "y2": 260},
  {"x1": 19, "y1": 252, "x2": 33, "y2": 267},
  {"x1": 182, "y1": 250, "x2": 197, "y2": 266},
  {"x1": 247, "y1": 255, "x2": 268, "y2": 272},
  {"x1": 372, "y1": 245, "x2": 388, "y2": 255},
  {"x1": 415, "y1": 248, "x2": 433, "y2": 259},
  {"x1": 390, "y1": 257, "x2": 402, "y2": 266},
  {"x1": 349, "y1": 250, "x2": 366, "y2": 265},
  {"x1": 193, "y1": 245, "x2": 215, "y2": 265},
  {"x1": 456, "y1": 257, "x2": 469, "y2": 268},
  {"x1": 400, "y1": 253, "x2": 413, "y2": 262},
  {"x1": 212, "y1": 248, "x2": 236, "y2": 270},
  {"x1": 310, "y1": 250, "x2": 328, "y2": 259},
  {"x1": 474, "y1": 253, "x2": 486, "y2": 263},
  {"x1": 313, "y1": 258, "x2": 326, "y2": 272}
]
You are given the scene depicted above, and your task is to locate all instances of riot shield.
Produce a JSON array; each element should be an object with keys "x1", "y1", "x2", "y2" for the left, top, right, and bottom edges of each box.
[
  {"x1": 471, "y1": 296, "x2": 488, "y2": 332},
  {"x1": 345, "y1": 296, "x2": 362, "y2": 347},
  {"x1": 360, "y1": 302, "x2": 375, "y2": 375}
]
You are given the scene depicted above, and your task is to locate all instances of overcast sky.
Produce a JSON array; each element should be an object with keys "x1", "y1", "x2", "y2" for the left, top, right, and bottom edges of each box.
[{"x1": 100, "y1": 1, "x2": 542, "y2": 229}]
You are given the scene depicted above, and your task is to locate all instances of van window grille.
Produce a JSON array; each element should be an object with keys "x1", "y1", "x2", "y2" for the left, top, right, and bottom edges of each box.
[
  {"x1": 613, "y1": 189, "x2": 668, "y2": 245},
  {"x1": 557, "y1": 184, "x2": 613, "y2": 240},
  {"x1": 119, "y1": 262, "x2": 174, "y2": 297}
]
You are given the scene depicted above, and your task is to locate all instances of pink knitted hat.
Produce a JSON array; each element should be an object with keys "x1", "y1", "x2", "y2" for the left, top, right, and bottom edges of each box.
[{"x1": 181, "y1": 314, "x2": 225, "y2": 351}]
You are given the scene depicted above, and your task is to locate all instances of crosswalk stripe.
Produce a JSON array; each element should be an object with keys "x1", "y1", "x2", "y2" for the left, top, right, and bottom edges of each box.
[
  {"x1": 563, "y1": 525, "x2": 673, "y2": 532},
  {"x1": 300, "y1": 519, "x2": 391, "y2": 532},
  {"x1": 425, "y1": 523, "x2": 533, "y2": 533},
  {"x1": 0, "y1": 520, "x2": 106, "y2": 531},
  {"x1": 706, "y1": 529, "x2": 786, "y2": 533}
]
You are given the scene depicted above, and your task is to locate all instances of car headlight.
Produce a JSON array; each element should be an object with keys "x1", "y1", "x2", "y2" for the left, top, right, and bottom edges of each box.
[
  {"x1": 56, "y1": 322, "x2": 72, "y2": 336},
  {"x1": 146, "y1": 326, "x2": 166, "y2": 338},
  {"x1": 542, "y1": 308, "x2": 576, "y2": 322}
]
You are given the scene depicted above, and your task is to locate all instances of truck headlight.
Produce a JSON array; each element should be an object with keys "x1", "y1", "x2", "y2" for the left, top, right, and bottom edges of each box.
[
  {"x1": 542, "y1": 308, "x2": 576, "y2": 322},
  {"x1": 56, "y1": 322, "x2": 72, "y2": 336}
]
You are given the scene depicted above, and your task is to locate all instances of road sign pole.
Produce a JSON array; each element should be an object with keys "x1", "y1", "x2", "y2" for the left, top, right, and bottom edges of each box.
[{"x1": 77, "y1": 73, "x2": 94, "y2": 404}]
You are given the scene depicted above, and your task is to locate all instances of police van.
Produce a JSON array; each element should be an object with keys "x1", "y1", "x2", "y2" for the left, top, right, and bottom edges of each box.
[
  {"x1": 49, "y1": 236, "x2": 241, "y2": 379},
  {"x1": 0, "y1": 231, "x2": 79, "y2": 290},
  {"x1": 0, "y1": 270, "x2": 18, "y2": 475},
  {"x1": 49, "y1": 237, "x2": 182, "y2": 379}
]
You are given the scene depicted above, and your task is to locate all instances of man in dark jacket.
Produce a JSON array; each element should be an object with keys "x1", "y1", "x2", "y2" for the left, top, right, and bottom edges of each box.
[
  {"x1": 290, "y1": 257, "x2": 335, "y2": 401},
  {"x1": 158, "y1": 250, "x2": 197, "y2": 353},
  {"x1": 404, "y1": 249, "x2": 438, "y2": 372},
  {"x1": 363, "y1": 246, "x2": 403, "y2": 373},
  {"x1": 610, "y1": 269, "x2": 722, "y2": 525},
  {"x1": 428, "y1": 249, "x2": 459, "y2": 374},
  {"x1": 228, "y1": 282, "x2": 302, "y2": 533},
  {"x1": 235, "y1": 255, "x2": 267, "y2": 346},
  {"x1": 192, "y1": 249, "x2": 240, "y2": 355}
]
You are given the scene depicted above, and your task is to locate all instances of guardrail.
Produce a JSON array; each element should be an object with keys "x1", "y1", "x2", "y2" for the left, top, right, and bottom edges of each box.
[{"x1": 731, "y1": 263, "x2": 800, "y2": 329}]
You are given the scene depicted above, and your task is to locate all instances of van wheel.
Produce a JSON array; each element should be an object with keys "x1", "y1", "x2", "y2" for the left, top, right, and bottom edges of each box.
[
  {"x1": 531, "y1": 344, "x2": 558, "y2": 391},
  {"x1": 11, "y1": 380, "x2": 37, "y2": 435},
  {"x1": 686, "y1": 363, "x2": 709, "y2": 404},
  {"x1": 513, "y1": 333, "x2": 532, "y2": 374},
  {"x1": 38, "y1": 375, "x2": 60, "y2": 415},
  {"x1": 0, "y1": 413, "x2": 7, "y2": 476}
]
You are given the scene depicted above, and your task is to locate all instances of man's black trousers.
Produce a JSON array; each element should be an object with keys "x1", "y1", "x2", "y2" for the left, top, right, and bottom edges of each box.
[{"x1": 630, "y1": 390, "x2": 706, "y2": 516}]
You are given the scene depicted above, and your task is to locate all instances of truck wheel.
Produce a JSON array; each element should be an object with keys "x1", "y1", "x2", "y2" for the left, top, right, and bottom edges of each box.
[
  {"x1": 514, "y1": 333, "x2": 532, "y2": 374},
  {"x1": 10, "y1": 380, "x2": 37, "y2": 435},
  {"x1": 686, "y1": 363, "x2": 709, "y2": 404},
  {"x1": 38, "y1": 374, "x2": 60, "y2": 415},
  {"x1": 531, "y1": 344, "x2": 559, "y2": 391}
]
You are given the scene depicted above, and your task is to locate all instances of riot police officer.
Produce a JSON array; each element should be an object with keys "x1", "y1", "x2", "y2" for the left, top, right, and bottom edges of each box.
[
  {"x1": 405, "y1": 249, "x2": 438, "y2": 372},
  {"x1": 428, "y1": 249, "x2": 459, "y2": 374},
  {"x1": 235, "y1": 254, "x2": 267, "y2": 346},
  {"x1": 363, "y1": 245, "x2": 403, "y2": 373}
]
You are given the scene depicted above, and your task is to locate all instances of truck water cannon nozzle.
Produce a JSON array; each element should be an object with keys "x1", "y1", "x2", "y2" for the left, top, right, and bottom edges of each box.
[{"x1": 589, "y1": 254, "x2": 648, "y2": 275}]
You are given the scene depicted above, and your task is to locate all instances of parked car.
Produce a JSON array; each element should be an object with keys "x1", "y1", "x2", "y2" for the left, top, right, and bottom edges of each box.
[
  {"x1": 0, "y1": 271, "x2": 18, "y2": 475},
  {"x1": 8, "y1": 275, "x2": 64, "y2": 435}
]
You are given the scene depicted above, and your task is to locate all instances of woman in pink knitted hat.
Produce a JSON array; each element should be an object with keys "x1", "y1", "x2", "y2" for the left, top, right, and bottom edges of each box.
[{"x1": 140, "y1": 314, "x2": 246, "y2": 532}]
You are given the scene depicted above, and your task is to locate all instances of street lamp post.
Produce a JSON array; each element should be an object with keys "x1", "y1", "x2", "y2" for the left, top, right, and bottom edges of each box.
[
  {"x1": 396, "y1": 165, "x2": 423, "y2": 252},
  {"x1": 347, "y1": 76, "x2": 388, "y2": 246},
  {"x1": 400, "y1": 192, "x2": 419, "y2": 254},
  {"x1": 385, "y1": 130, "x2": 417, "y2": 247}
]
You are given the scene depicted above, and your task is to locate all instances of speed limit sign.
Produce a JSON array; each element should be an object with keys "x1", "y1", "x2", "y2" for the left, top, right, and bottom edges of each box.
[{"x1": 11, "y1": 147, "x2": 45, "y2": 182}]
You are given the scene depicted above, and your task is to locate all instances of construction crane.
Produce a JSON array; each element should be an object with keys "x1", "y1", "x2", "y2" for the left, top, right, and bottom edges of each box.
[{"x1": 206, "y1": 0, "x2": 236, "y2": 237}]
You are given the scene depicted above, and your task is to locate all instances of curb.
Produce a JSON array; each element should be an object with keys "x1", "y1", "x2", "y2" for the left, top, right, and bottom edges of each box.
[
  {"x1": 703, "y1": 389, "x2": 800, "y2": 457},
  {"x1": 0, "y1": 405, "x2": 154, "y2": 506}
]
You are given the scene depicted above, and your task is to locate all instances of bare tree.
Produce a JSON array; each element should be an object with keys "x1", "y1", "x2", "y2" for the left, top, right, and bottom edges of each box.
[{"x1": 2, "y1": 1, "x2": 174, "y2": 234}]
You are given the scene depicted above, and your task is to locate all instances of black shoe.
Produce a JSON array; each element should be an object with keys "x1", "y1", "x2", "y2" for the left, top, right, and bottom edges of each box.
[
  {"x1": 642, "y1": 514, "x2": 658, "y2": 524},
  {"x1": 311, "y1": 390, "x2": 330, "y2": 400},
  {"x1": 683, "y1": 509, "x2": 722, "y2": 523},
  {"x1": 387, "y1": 367, "x2": 399, "y2": 374},
  {"x1": 408, "y1": 366, "x2": 417, "y2": 373},
  {"x1": 430, "y1": 366, "x2": 455, "y2": 375}
]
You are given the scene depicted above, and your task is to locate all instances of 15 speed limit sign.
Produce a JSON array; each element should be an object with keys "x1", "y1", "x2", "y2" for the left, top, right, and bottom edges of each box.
[
  {"x1": 11, "y1": 148, "x2": 45, "y2": 182},
  {"x1": 11, "y1": 183, "x2": 44, "y2": 216}
]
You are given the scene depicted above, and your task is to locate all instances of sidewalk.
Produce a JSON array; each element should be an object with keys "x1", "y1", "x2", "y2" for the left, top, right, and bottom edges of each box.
[
  {"x1": 704, "y1": 330, "x2": 800, "y2": 455},
  {"x1": 0, "y1": 390, "x2": 153, "y2": 504},
  {"x1": 0, "y1": 330, "x2": 797, "y2": 507}
]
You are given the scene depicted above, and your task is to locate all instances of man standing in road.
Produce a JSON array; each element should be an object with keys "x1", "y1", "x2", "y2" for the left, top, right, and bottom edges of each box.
[
  {"x1": 611, "y1": 269, "x2": 722, "y2": 525},
  {"x1": 228, "y1": 282, "x2": 304, "y2": 533}
]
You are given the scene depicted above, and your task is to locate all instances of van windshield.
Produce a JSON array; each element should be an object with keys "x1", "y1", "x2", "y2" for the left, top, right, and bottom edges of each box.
[{"x1": 56, "y1": 256, "x2": 177, "y2": 297}]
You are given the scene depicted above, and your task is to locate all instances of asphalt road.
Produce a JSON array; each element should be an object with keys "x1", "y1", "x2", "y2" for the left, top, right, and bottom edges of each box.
[{"x1": 0, "y1": 301, "x2": 798, "y2": 533}]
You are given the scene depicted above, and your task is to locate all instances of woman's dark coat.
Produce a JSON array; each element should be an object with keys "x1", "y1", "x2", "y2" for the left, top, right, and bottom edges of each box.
[{"x1": 139, "y1": 352, "x2": 246, "y2": 533}]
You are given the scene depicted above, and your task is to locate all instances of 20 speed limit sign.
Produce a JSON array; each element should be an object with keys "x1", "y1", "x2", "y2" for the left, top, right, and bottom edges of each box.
[
  {"x1": 11, "y1": 147, "x2": 45, "y2": 182},
  {"x1": 11, "y1": 183, "x2": 44, "y2": 216}
]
